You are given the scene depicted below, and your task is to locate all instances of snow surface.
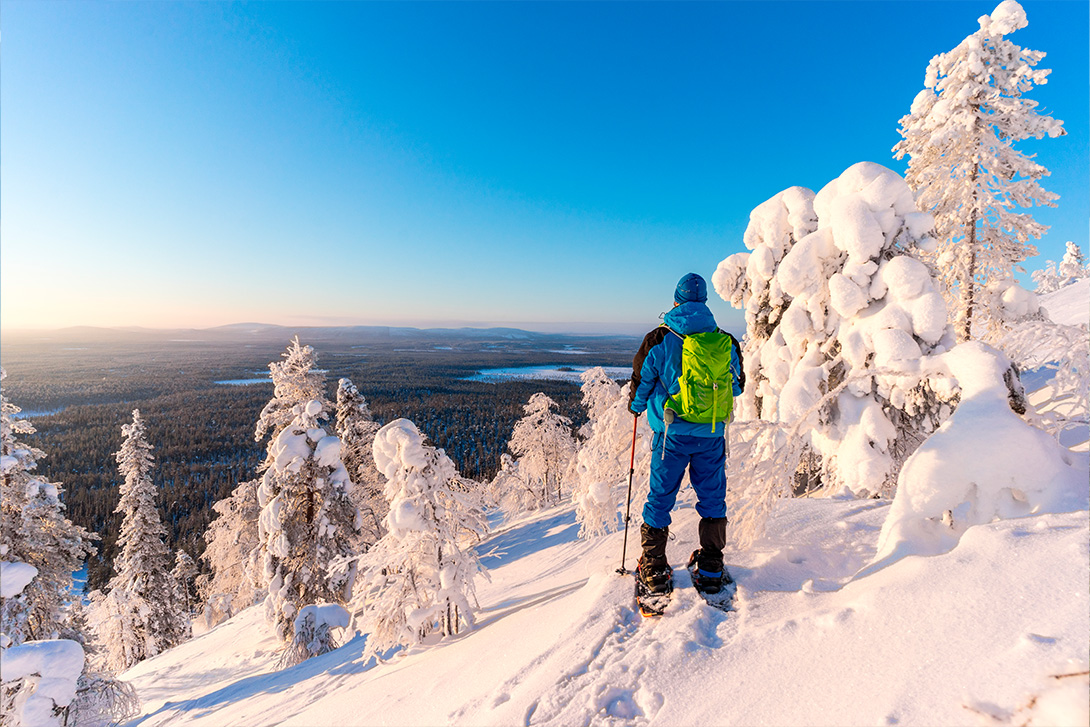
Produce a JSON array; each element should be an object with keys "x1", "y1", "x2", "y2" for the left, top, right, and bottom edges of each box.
[
  {"x1": 118, "y1": 494, "x2": 1089, "y2": 726},
  {"x1": 1040, "y1": 278, "x2": 1090, "y2": 327}
]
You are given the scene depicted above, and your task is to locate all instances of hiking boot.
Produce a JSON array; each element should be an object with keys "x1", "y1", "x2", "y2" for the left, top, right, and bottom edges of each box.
[
  {"x1": 637, "y1": 557, "x2": 673, "y2": 595},
  {"x1": 687, "y1": 549, "x2": 727, "y2": 594}
]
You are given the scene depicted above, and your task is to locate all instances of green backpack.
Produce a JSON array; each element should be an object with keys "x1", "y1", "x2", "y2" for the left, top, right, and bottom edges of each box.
[{"x1": 663, "y1": 327, "x2": 734, "y2": 431}]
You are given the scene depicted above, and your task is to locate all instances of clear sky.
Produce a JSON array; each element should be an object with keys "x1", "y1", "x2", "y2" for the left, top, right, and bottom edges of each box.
[{"x1": 2, "y1": 1, "x2": 1086, "y2": 335}]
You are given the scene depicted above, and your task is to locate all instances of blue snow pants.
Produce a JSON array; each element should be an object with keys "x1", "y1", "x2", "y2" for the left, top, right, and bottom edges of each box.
[{"x1": 642, "y1": 431, "x2": 727, "y2": 530}]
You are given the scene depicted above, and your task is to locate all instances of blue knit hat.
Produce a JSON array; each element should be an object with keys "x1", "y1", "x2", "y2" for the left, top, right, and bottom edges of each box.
[{"x1": 674, "y1": 273, "x2": 707, "y2": 304}]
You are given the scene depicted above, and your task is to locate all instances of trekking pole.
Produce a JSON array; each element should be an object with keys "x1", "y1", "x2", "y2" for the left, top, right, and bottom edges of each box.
[{"x1": 616, "y1": 414, "x2": 639, "y2": 576}]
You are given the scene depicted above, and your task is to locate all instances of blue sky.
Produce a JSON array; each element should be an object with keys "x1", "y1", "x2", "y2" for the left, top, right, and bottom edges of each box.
[{"x1": 2, "y1": 1, "x2": 1086, "y2": 335}]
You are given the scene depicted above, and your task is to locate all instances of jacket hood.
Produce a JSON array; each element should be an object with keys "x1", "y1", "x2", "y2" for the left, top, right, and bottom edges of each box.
[{"x1": 663, "y1": 302, "x2": 717, "y2": 336}]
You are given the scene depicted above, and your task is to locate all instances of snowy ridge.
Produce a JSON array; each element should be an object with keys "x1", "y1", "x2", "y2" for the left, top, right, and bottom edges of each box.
[{"x1": 119, "y1": 497, "x2": 1089, "y2": 726}]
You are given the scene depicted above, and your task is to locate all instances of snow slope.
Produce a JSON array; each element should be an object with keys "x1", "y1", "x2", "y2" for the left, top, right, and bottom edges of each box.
[
  {"x1": 121, "y1": 494, "x2": 1089, "y2": 727},
  {"x1": 1040, "y1": 278, "x2": 1090, "y2": 327}
]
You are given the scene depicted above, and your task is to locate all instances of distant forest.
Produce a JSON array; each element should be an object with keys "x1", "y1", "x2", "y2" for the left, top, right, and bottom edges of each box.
[{"x1": 1, "y1": 325, "x2": 638, "y2": 590}]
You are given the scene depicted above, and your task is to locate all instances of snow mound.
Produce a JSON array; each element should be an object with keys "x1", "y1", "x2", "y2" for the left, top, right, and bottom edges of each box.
[{"x1": 864, "y1": 342, "x2": 1089, "y2": 575}]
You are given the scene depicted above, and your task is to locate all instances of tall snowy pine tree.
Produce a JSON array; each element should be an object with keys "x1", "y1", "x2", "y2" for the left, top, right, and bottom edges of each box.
[
  {"x1": 893, "y1": 0, "x2": 1065, "y2": 342},
  {"x1": 254, "y1": 344, "x2": 360, "y2": 642},
  {"x1": 90, "y1": 409, "x2": 183, "y2": 671}
]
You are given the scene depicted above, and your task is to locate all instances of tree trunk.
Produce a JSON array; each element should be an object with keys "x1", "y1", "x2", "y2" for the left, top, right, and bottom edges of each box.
[{"x1": 957, "y1": 160, "x2": 980, "y2": 343}]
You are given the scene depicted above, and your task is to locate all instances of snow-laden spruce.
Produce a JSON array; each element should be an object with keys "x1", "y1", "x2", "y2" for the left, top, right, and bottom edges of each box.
[
  {"x1": 255, "y1": 336, "x2": 332, "y2": 443},
  {"x1": 256, "y1": 397, "x2": 359, "y2": 643},
  {"x1": 490, "y1": 393, "x2": 576, "y2": 517},
  {"x1": 89, "y1": 410, "x2": 184, "y2": 672},
  {"x1": 567, "y1": 369, "x2": 654, "y2": 539},
  {"x1": 893, "y1": 0, "x2": 1065, "y2": 342},
  {"x1": 201, "y1": 338, "x2": 351, "y2": 636},
  {"x1": 334, "y1": 377, "x2": 387, "y2": 547},
  {"x1": 715, "y1": 162, "x2": 957, "y2": 510},
  {"x1": 351, "y1": 419, "x2": 487, "y2": 655}
]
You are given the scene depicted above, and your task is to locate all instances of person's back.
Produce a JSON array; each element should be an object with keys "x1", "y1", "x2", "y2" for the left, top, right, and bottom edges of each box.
[{"x1": 627, "y1": 273, "x2": 744, "y2": 613}]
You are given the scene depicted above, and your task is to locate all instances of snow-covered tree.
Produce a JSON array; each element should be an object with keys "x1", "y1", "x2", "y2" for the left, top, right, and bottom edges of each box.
[
  {"x1": 501, "y1": 393, "x2": 577, "y2": 513},
  {"x1": 352, "y1": 419, "x2": 488, "y2": 655},
  {"x1": 0, "y1": 370, "x2": 95, "y2": 646},
  {"x1": 255, "y1": 337, "x2": 331, "y2": 442},
  {"x1": 196, "y1": 478, "x2": 262, "y2": 630},
  {"x1": 334, "y1": 378, "x2": 387, "y2": 546},
  {"x1": 256, "y1": 398, "x2": 360, "y2": 642},
  {"x1": 713, "y1": 187, "x2": 818, "y2": 422},
  {"x1": 1031, "y1": 260, "x2": 1062, "y2": 295},
  {"x1": 1058, "y1": 241, "x2": 1088, "y2": 284},
  {"x1": 567, "y1": 369, "x2": 654, "y2": 539},
  {"x1": 171, "y1": 550, "x2": 198, "y2": 641},
  {"x1": 90, "y1": 410, "x2": 183, "y2": 671},
  {"x1": 893, "y1": 0, "x2": 1065, "y2": 342},
  {"x1": 715, "y1": 162, "x2": 959, "y2": 499},
  {"x1": 201, "y1": 338, "x2": 338, "y2": 633}
]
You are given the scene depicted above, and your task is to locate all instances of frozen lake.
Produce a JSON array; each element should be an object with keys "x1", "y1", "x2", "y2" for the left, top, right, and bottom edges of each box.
[{"x1": 465, "y1": 365, "x2": 630, "y2": 383}]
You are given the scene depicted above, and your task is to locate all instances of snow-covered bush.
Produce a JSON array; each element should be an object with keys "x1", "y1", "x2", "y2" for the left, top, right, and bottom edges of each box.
[
  {"x1": 353, "y1": 419, "x2": 487, "y2": 655},
  {"x1": 335, "y1": 378, "x2": 387, "y2": 546},
  {"x1": 256, "y1": 399, "x2": 359, "y2": 642},
  {"x1": 893, "y1": 0, "x2": 1065, "y2": 341},
  {"x1": 715, "y1": 162, "x2": 958, "y2": 499},
  {"x1": 89, "y1": 410, "x2": 184, "y2": 671},
  {"x1": 495, "y1": 393, "x2": 577, "y2": 515},
  {"x1": 863, "y1": 342, "x2": 1089, "y2": 576},
  {"x1": 567, "y1": 370, "x2": 653, "y2": 539},
  {"x1": 279, "y1": 603, "x2": 350, "y2": 668}
]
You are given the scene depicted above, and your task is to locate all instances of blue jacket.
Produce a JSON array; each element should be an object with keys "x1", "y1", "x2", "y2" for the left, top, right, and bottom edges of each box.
[{"x1": 629, "y1": 302, "x2": 744, "y2": 437}]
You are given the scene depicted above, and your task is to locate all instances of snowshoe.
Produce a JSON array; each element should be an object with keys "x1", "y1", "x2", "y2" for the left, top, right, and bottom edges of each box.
[
  {"x1": 635, "y1": 559, "x2": 673, "y2": 618},
  {"x1": 687, "y1": 550, "x2": 736, "y2": 612}
]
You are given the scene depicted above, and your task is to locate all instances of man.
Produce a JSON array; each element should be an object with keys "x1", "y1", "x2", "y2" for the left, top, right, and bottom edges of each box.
[{"x1": 628, "y1": 272, "x2": 744, "y2": 598}]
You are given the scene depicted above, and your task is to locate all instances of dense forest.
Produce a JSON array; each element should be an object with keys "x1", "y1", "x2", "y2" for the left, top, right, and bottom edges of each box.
[{"x1": 1, "y1": 325, "x2": 637, "y2": 590}]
